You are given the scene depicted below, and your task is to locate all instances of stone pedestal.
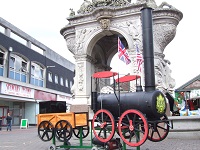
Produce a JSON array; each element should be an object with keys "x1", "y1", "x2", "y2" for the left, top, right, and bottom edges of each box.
[{"x1": 168, "y1": 116, "x2": 200, "y2": 139}]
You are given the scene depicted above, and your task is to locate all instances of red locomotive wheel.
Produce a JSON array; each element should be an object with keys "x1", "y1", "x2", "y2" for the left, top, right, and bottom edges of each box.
[
  {"x1": 147, "y1": 114, "x2": 169, "y2": 142},
  {"x1": 118, "y1": 109, "x2": 148, "y2": 147},
  {"x1": 92, "y1": 109, "x2": 115, "y2": 143}
]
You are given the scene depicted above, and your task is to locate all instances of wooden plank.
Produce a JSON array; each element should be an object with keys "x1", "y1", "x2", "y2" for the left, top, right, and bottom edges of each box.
[
  {"x1": 75, "y1": 113, "x2": 88, "y2": 127},
  {"x1": 37, "y1": 112, "x2": 75, "y2": 128}
]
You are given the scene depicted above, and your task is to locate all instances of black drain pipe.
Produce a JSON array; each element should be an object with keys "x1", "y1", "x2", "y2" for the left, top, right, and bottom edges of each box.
[{"x1": 141, "y1": 6, "x2": 156, "y2": 92}]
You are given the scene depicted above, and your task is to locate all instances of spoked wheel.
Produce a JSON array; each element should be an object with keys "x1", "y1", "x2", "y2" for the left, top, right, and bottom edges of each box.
[
  {"x1": 92, "y1": 109, "x2": 115, "y2": 143},
  {"x1": 118, "y1": 109, "x2": 148, "y2": 147},
  {"x1": 55, "y1": 120, "x2": 73, "y2": 142},
  {"x1": 147, "y1": 114, "x2": 170, "y2": 142},
  {"x1": 38, "y1": 120, "x2": 54, "y2": 142},
  {"x1": 73, "y1": 126, "x2": 90, "y2": 139}
]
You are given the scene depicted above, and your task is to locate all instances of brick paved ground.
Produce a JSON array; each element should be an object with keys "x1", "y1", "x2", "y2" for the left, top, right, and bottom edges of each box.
[{"x1": 0, "y1": 126, "x2": 200, "y2": 150}]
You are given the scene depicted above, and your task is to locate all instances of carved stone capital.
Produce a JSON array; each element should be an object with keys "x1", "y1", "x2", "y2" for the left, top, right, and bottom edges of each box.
[
  {"x1": 61, "y1": 26, "x2": 75, "y2": 54},
  {"x1": 75, "y1": 54, "x2": 96, "y2": 64},
  {"x1": 153, "y1": 8, "x2": 183, "y2": 53},
  {"x1": 95, "y1": 64, "x2": 112, "y2": 71},
  {"x1": 154, "y1": 23, "x2": 176, "y2": 53}
]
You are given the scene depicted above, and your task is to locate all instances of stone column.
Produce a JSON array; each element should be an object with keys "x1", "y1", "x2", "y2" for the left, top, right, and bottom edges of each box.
[{"x1": 73, "y1": 54, "x2": 96, "y2": 105}]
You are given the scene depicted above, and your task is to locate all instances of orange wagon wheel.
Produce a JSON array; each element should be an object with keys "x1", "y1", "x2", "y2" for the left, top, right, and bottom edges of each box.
[
  {"x1": 118, "y1": 109, "x2": 148, "y2": 147},
  {"x1": 38, "y1": 120, "x2": 54, "y2": 142},
  {"x1": 92, "y1": 109, "x2": 115, "y2": 143},
  {"x1": 55, "y1": 120, "x2": 73, "y2": 142},
  {"x1": 73, "y1": 126, "x2": 90, "y2": 139}
]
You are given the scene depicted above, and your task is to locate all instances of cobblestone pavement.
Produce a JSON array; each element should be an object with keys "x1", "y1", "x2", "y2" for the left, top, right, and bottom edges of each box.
[{"x1": 0, "y1": 126, "x2": 200, "y2": 150}]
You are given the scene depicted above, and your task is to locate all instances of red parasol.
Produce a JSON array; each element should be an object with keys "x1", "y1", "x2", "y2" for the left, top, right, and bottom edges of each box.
[
  {"x1": 92, "y1": 71, "x2": 118, "y2": 78},
  {"x1": 115, "y1": 75, "x2": 141, "y2": 83}
]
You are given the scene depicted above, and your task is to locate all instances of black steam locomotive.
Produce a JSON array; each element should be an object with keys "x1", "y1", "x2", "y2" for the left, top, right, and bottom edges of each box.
[{"x1": 91, "y1": 8, "x2": 171, "y2": 147}]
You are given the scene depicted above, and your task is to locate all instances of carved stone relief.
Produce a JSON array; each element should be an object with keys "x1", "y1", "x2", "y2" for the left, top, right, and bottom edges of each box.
[
  {"x1": 154, "y1": 54, "x2": 176, "y2": 92},
  {"x1": 112, "y1": 19, "x2": 142, "y2": 43},
  {"x1": 65, "y1": 35, "x2": 75, "y2": 54},
  {"x1": 153, "y1": 23, "x2": 176, "y2": 53},
  {"x1": 99, "y1": 19, "x2": 110, "y2": 29},
  {"x1": 77, "y1": 0, "x2": 131, "y2": 15},
  {"x1": 75, "y1": 28, "x2": 93, "y2": 55},
  {"x1": 77, "y1": 62, "x2": 84, "y2": 92}
]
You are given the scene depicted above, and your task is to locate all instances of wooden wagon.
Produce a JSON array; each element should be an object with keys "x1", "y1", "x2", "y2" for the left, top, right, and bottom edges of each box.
[{"x1": 37, "y1": 104, "x2": 93, "y2": 149}]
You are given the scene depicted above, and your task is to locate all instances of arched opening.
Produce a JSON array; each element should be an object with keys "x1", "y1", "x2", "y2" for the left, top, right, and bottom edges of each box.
[{"x1": 91, "y1": 33, "x2": 131, "y2": 72}]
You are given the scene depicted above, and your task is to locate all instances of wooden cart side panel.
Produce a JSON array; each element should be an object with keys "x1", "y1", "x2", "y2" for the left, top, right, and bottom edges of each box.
[
  {"x1": 37, "y1": 112, "x2": 75, "y2": 128},
  {"x1": 37, "y1": 114, "x2": 56, "y2": 126},
  {"x1": 56, "y1": 113, "x2": 75, "y2": 128},
  {"x1": 74, "y1": 112, "x2": 88, "y2": 127}
]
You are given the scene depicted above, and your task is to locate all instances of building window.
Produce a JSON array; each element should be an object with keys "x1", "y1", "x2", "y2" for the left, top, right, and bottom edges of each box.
[
  {"x1": 48, "y1": 72, "x2": 53, "y2": 82},
  {"x1": 9, "y1": 54, "x2": 28, "y2": 83},
  {"x1": 60, "y1": 77, "x2": 64, "y2": 86},
  {"x1": 0, "y1": 50, "x2": 4, "y2": 76},
  {"x1": 0, "y1": 50, "x2": 4, "y2": 65},
  {"x1": 9, "y1": 57, "x2": 15, "y2": 69},
  {"x1": 55, "y1": 74, "x2": 58, "y2": 84},
  {"x1": 65, "y1": 79, "x2": 68, "y2": 87},
  {"x1": 70, "y1": 81, "x2": 73, "y2": 88},
  {"x1": 31, "y1": 63, "x2": 44, "y2": 87}
]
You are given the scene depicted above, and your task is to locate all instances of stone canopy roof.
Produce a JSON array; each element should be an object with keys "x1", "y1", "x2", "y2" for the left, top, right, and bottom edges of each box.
[{"x1": 68, "y1": 0, "x2": 179, "y2": 17}]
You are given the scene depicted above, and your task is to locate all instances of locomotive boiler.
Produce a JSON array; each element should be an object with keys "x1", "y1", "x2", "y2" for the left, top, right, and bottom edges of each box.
[
  {"x1": 91, "y1": 7, "x2": 171, "y2": 148},
  {"x1": 94, "y1": 90, "x2": 166, "y2": 119}
]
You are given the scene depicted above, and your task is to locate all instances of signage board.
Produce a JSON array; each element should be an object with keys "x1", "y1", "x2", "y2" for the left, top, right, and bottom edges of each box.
[
  {"x1": 20, "y1": 119, "x2": 28, "y2": 129},
  {"x1": 1, "y1": 82, "x2": 34, "y2": 98}
]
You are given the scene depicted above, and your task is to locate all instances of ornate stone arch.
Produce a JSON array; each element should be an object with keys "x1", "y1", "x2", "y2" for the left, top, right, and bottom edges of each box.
[
  {"x1": 61, "y1": 0, "x2": 183, "y2": 107},
  {"x1": 85, "y1": 27, "x2": 135, "y2": 57}
]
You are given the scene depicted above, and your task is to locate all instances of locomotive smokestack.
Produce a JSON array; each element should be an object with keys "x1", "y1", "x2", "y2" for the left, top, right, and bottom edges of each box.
[{"x1": 141, "y1": 6, "x2": 155, "y2": 92}]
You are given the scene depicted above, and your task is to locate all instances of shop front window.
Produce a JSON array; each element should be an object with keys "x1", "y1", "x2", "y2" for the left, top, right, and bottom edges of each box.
[
  {"x1": 31, "y1": 63, "x2": 44, "y2": 87},
  {"x1": 9, "y1": 54, "x2": 28, "y2": 83}
]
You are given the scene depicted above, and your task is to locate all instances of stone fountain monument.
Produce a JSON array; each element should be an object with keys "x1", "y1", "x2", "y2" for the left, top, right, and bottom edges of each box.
[{"x1": 60, "y1": 0, "x2": 183, "y2": 110}]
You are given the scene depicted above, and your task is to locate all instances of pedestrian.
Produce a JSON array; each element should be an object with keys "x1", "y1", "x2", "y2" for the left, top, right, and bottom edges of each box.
[{"x1": 6, "y1": 113, "x2": 12, "y2": 131}]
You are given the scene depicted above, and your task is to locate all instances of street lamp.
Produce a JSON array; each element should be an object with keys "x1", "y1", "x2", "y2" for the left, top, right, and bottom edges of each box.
[
  {"x1": 9, "y1": 47, "x2": 13, "y2": 52},
  {"x1": 7, "y1": 47, "x2": 13, "y2": 77}
]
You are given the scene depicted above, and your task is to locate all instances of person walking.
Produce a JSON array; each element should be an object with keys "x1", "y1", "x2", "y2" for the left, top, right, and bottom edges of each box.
[{"x1": 6, "y1": 113, "x2": 12, "y2": 131}]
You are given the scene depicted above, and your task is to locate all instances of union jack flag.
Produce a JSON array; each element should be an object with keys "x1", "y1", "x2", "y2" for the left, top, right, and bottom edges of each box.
[
  {"x1": 118, "y1": 37, "x2": 131, "y2": 65},
  {"x1": 136, "y1": 44, "x2": 143, "y2": 72}
]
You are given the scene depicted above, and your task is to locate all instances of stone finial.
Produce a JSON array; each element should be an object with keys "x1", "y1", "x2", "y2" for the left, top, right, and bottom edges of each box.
[
  {"x1": 69, "y1": 8, "x2": 75, "y2": 17},
  {"x1": 136, "y1": 0, "x2": 157, "y2": 9},
  {"x1": 159, "y1": 2, "x2": 175, "y2": 9},
  {"x1": 78, "y1": 0, "x2": 93, "y2": 14}
]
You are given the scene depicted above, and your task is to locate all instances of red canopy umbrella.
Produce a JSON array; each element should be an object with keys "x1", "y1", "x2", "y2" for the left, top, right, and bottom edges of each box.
[
  {"x1": 115, "y1": 75, "x2": 141, "y2": 83},
  {"x1": 92, "y1": 71, "x2": 118, "y2": 78}
]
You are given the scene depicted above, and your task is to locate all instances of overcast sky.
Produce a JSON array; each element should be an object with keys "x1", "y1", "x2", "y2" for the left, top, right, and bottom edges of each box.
[{"x1": 0, "y1": 0, "x2": 199, "y2": 89}]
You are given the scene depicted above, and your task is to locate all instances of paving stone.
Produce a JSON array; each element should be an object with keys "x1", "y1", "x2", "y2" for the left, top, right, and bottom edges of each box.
[{"x1": 0, "y1": 126, "x2": 199, "y2": 150}]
